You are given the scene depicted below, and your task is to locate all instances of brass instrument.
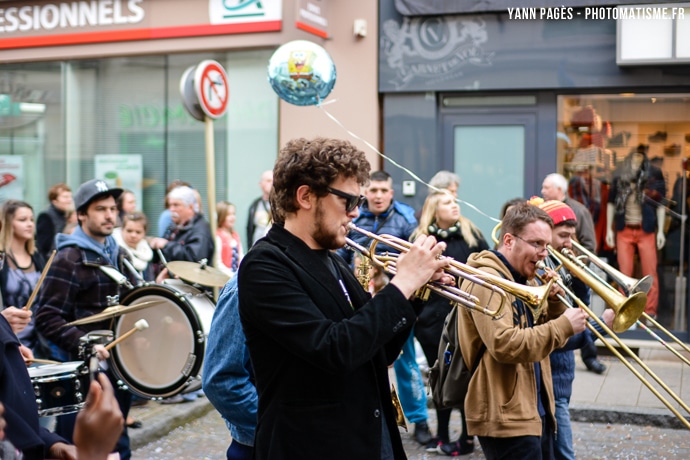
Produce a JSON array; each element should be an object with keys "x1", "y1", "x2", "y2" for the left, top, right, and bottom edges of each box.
[
  {"x1": 569, "y1": 239, "x2": 653, "y2": 296},
  {"x1": 390, "y1": 384, "x2": 407, "y2": 431},
  {"x1": 493, "y1": 221, "x2": 690, "y2": 355},
  {"x1": 536, "y1": 256, "x2": 690, "y2": 430},
  {"x1": 566, "y1": 239, "x2": 690, "y2": 357},
  {"x1": 550, "y1": 247, "x2": 646, "y2": 333},
  {"x1": 347, "y1": 224, "x2": 555, "y2": 318},
  {"x1": 490, "y1": 221, "x2": 502, "y2": 246},
  {"x1": 345, "y1": 237, "x2": 407, "y2": 430}
]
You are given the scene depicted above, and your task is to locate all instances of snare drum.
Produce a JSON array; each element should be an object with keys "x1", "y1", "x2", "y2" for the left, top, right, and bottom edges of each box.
[
  {"x1": 110, "y1": 280, "x2": 215, "y2": 399},
  {"x1": 28, "y1": 362, "x2": 90, "y2": 417}
]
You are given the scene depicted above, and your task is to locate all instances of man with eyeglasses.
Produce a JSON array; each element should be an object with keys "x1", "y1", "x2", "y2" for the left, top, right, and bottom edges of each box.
[
  {"x1": 237, "y1": 137, "x2": 451, "y2": 459},
  {"x1": 336, "y1": 170, "x2": 434, "y2": 446},
  {"x1": 456, "y1": 202, "x2": 587, "y2": 460}
]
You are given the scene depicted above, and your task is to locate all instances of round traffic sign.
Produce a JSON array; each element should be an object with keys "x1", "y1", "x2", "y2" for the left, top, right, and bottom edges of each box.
[
  {"x1": 193, "y1": 60, "x2": 229, "y2": 119},
  {"x1": 179, "y1": 65, "x2": 205, "y2": 122}
]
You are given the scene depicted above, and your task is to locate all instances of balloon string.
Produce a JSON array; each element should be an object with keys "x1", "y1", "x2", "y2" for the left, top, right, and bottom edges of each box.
[{"x1": 317, "y1": 102, "x2": 500, "y2": 224}]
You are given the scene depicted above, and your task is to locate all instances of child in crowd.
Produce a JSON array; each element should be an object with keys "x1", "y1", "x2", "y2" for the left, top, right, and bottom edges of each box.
[
  {"x1": 215, "y1": 201, "x2": 243, "y2": 277},
  {"x1": 113, "y1": 212, "x2": 153, "y2": 281}
]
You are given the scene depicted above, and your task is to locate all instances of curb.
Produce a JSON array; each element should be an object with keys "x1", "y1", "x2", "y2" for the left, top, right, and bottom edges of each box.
[
  {"x1": 569, "y1": 404, "x2": 688, "y2": 430},
  {"x1": 129, "y1": 398, "x2": 215, "y2": 450}
]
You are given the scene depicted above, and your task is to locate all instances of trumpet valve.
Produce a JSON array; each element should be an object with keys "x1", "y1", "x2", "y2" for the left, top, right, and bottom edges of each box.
[{"x1": 414, "y1": 286, "x2": 431, "y2": 302}]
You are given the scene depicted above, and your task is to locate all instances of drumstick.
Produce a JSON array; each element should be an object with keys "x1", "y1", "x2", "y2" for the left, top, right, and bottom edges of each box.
[
  {"x1": 23, "y1": 250, "x2": 57, "y2": 311},
  {"x1": 104, "y1": 319, "x2": 149, "y2": 351},
  {"x1": 25, "y1": 358, "x2": 62, "y2": 365}
]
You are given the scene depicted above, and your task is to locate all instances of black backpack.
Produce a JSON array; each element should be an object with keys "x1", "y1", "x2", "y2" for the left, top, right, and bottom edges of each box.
[{"x1": 428, "y1": 306, "x2": 485, "y2": 410}]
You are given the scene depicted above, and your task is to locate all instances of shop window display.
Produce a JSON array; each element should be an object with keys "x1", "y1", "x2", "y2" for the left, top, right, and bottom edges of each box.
[{"x1": 557, "y1": 94, "x2": 690, "y2": 332}]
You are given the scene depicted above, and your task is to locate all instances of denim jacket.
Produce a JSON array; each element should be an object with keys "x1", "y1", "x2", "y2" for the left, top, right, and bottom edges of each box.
[
  {"x1": 202, "y1": 276, "x2": 257, "y2": 446},
  {"x1": 336, "y1": 200, "x2": 417, "y2": 265}
]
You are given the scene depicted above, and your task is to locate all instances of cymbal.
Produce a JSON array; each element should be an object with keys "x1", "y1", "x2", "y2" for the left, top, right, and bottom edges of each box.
[
  {"x1": 166, "y1": 261, "x2": 230, "y2": 287},
  {"x1": 63, "y1": 300, "x2": 164, "y2": 327}
]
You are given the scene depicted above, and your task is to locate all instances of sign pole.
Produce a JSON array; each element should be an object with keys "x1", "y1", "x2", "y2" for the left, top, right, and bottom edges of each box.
[
  {"x1": 205, "y1": 116, "x2": 217, "y2": 238},
  {"x1": 179, "y1": 59, "x2": 228, "y2": 295}
]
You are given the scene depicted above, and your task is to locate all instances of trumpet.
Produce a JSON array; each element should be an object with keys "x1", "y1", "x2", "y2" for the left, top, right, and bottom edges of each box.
[
  {"x1": 347, "y1": 224, "x2": 555, "y2": 318},
  {"x1": 537, "y1": 254, "x2": 690, "y2": 430}
]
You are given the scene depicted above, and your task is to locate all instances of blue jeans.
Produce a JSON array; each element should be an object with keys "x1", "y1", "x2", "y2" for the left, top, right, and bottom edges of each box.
[
  {"x1": 553, "y1": 397, "x2": 575, "y2": 460},
  {"x1": 392, "y1": 330, "x2": 428, "y2": 424}
]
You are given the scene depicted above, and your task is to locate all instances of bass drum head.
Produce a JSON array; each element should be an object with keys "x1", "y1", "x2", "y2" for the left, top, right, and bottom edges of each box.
[{"x1": 112, "y1": 284, "x2": 205, "y2": 399}]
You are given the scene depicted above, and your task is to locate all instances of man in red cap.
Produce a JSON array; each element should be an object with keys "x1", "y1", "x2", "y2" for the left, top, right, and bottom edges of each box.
[{"x1": 538, "y1": 199, "x2": 614, "y2": 460}]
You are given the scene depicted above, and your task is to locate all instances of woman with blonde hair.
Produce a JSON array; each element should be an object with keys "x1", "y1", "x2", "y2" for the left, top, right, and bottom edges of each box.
[
  {"x1": 215, "y1": 201, "x2": 244, "y2": 277},
  {"x1": 0, "y1": 200, "x2": 46, "y2": 354},
  {"x1": 412, "y1": 191, "x2": 489, "y2": 456}
]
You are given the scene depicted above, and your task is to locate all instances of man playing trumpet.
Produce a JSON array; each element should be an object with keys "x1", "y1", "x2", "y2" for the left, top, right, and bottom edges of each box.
[
  {"x1": 237, "y1": 137, "x2": 451, "y2": 459},
  {"x1": 457, "y1": 202, "x2": 587, "y2": 460}
]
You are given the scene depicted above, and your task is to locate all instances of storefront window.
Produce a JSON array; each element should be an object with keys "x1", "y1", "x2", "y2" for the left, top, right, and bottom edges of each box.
[
  {"x1": 0, "y1": 51, "x2": 277, "y2": 236},
  {"x1": 557, "y1": 94, "x2": 690, "y2": 332}
]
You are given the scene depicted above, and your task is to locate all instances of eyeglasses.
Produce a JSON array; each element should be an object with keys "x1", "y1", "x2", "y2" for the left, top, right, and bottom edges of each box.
[
  {"x1": 327, "y1": 187, "x2": 366, "y2": 213},
  {"x1": 511, "y1": 234, "x2": 549, "y2": 253}
]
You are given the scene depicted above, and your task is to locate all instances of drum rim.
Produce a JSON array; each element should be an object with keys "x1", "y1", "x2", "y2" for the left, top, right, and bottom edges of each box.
[{"x1": 110, "y1": 283, "x2": 207, "y2": 398}]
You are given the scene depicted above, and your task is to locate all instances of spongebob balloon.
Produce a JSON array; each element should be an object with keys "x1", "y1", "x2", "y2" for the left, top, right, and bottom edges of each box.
[{"x1": 268, "y1": 40, "x2": 336, "y2": 106}]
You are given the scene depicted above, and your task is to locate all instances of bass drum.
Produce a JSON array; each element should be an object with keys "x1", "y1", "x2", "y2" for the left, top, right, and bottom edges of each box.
[{"x1": 111, "y1": 280, "x2": 215, "y2": 399}]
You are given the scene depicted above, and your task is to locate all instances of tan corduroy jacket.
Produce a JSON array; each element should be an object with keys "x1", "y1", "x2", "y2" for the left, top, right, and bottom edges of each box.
[{"x1": 457, "y1": 250, "x2": 575, "y2": 438}]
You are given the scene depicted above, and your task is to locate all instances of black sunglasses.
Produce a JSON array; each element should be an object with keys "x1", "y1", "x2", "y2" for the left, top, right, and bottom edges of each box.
[{"x1": 327, "y1": 187, "x2": 366, "y2": 213}]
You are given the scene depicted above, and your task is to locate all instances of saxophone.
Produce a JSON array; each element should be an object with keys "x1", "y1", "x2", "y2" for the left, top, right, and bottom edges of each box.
[
  {"x1": 355, "y1": 251, "x2": 372, "y2": 292},
  {"x1": 348, "y1": 243, "x2": 408, "y2": 430}
]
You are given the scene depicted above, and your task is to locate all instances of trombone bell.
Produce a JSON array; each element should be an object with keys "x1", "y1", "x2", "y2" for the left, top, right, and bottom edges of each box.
[{"x1": 613, "y1": 292, "x2": 648, "y2": 333}]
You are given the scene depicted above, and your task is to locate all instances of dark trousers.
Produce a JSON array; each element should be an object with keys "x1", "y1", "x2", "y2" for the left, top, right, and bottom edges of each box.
[
  {"x1": 477, "y1": 416, "x2": 554, "y2": 460},
  {"x1": 226, "y1": 440, "x2": 253, "y2": 460},
  {"x1": 55, "y1": 370, "x2": 132, "y2": 460},
  {"x1": 580, "y1": 337, "x2": 599, "y2": 364}
]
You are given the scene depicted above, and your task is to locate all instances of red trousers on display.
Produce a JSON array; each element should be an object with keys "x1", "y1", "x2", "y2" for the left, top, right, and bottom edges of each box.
[{"x1": 616, "y1": 226, "x2": 658, "y2": 316}]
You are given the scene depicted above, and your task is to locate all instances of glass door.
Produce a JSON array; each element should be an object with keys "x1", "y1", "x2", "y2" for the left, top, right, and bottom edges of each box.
[{"x1": 442, "y1": 113, "x2": 536, "y2": 243}]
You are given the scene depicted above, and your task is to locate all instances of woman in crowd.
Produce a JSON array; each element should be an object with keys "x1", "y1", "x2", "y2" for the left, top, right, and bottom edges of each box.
[
  {"x1": 412, "y1": 191, "x2": 489, "y2": 456},
  {"x1": 215, "y1": 201, "x2": 243, "y2": 277},
  {"x1": 35, "y1": 183, "x2": 73, "y2": 260},
  {"x1": 116, "y1": 190, "x2": 137, "y2": 227},
  {"x1": 0, "y1": 200, "x2": 46, "y2": 355}
]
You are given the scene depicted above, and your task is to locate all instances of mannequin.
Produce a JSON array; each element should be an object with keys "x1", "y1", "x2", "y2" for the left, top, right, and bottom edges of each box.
[{"x1": 606, "y1": 147, "x2": 666, "y2": 318}]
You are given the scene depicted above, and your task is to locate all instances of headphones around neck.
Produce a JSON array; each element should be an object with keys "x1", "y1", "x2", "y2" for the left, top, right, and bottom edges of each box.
[{"x1": 428, "y1": 221, "x2": 460, "y2": 239}]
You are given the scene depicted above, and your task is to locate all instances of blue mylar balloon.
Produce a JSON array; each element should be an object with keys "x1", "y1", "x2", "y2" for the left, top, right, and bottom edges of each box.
[{"x1": 267, "y1": 40, "x2": 336, "y2": 106}]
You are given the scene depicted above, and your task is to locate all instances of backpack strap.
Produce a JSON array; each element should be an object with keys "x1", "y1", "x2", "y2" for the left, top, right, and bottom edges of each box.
[{"x1": 471, "y1": 344, "x2": 486, "y2": 373}]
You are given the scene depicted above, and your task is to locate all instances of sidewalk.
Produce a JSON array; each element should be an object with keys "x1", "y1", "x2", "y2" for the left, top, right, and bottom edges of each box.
[
  {"x1": 128, "y1": 396, "x2": 215, "y2": 450},
  {"x1": 569, "y1": 338, "x2": 689, "y2": 429},
  {"x1": 128, "y1": 338, "x2": 690, "y2": 449}
]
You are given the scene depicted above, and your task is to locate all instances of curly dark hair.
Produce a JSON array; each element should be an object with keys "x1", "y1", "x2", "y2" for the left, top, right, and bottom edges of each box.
[
  {"x1": 272, "y1": 138, "x2": 370, "y2": 220},
  {"x1": 499, "y1": 202, "x2": 553, "y2": 245}
]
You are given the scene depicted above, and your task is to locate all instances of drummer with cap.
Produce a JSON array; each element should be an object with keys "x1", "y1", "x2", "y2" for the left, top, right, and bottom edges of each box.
[{"x1": 35, "y1": 179, "x2": 137, "y2": 460}]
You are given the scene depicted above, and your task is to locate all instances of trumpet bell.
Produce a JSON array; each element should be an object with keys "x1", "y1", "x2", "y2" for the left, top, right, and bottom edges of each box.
[{"x1": 613, "y1": 291, "x2": 647, "y2": 333}]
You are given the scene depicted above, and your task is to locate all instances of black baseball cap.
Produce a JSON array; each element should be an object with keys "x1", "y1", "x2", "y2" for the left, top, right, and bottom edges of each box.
[{"x1": 74, "y1": 179, "x2": 123, "y2": 212}]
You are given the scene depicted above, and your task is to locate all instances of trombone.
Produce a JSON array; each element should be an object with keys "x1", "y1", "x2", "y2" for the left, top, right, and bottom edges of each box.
[
  {"x1": 493, "y1": 221, "x2": 690, "y2": 360},
  {"x1": 541, "y1": 250, "x2": 690, "y2": 430},
  {"x1": 346, "y1": 224, "x2": 556, "y2": 319},
  {"x1": 569, "y1": 239, "x2": 690, "y2": 359}
]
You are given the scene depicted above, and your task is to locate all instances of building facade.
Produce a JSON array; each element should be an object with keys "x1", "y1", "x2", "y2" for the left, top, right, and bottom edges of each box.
[
  {"x1": 378, "y1": 1, "x2": 690, "y2": 337},
  {"x1": 0, "y1": 0, "x2": 379, "y2": 237}
]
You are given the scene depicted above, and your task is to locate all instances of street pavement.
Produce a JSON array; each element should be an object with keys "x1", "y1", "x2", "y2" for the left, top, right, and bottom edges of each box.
[{"x1": 129, "y1": 338, "x2": 690, "y2": 456}]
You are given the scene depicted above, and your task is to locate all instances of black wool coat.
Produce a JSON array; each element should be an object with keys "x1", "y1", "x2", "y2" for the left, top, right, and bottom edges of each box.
[{"x1": 238, "y1": 224, "x2": 418, "y2": 460}]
